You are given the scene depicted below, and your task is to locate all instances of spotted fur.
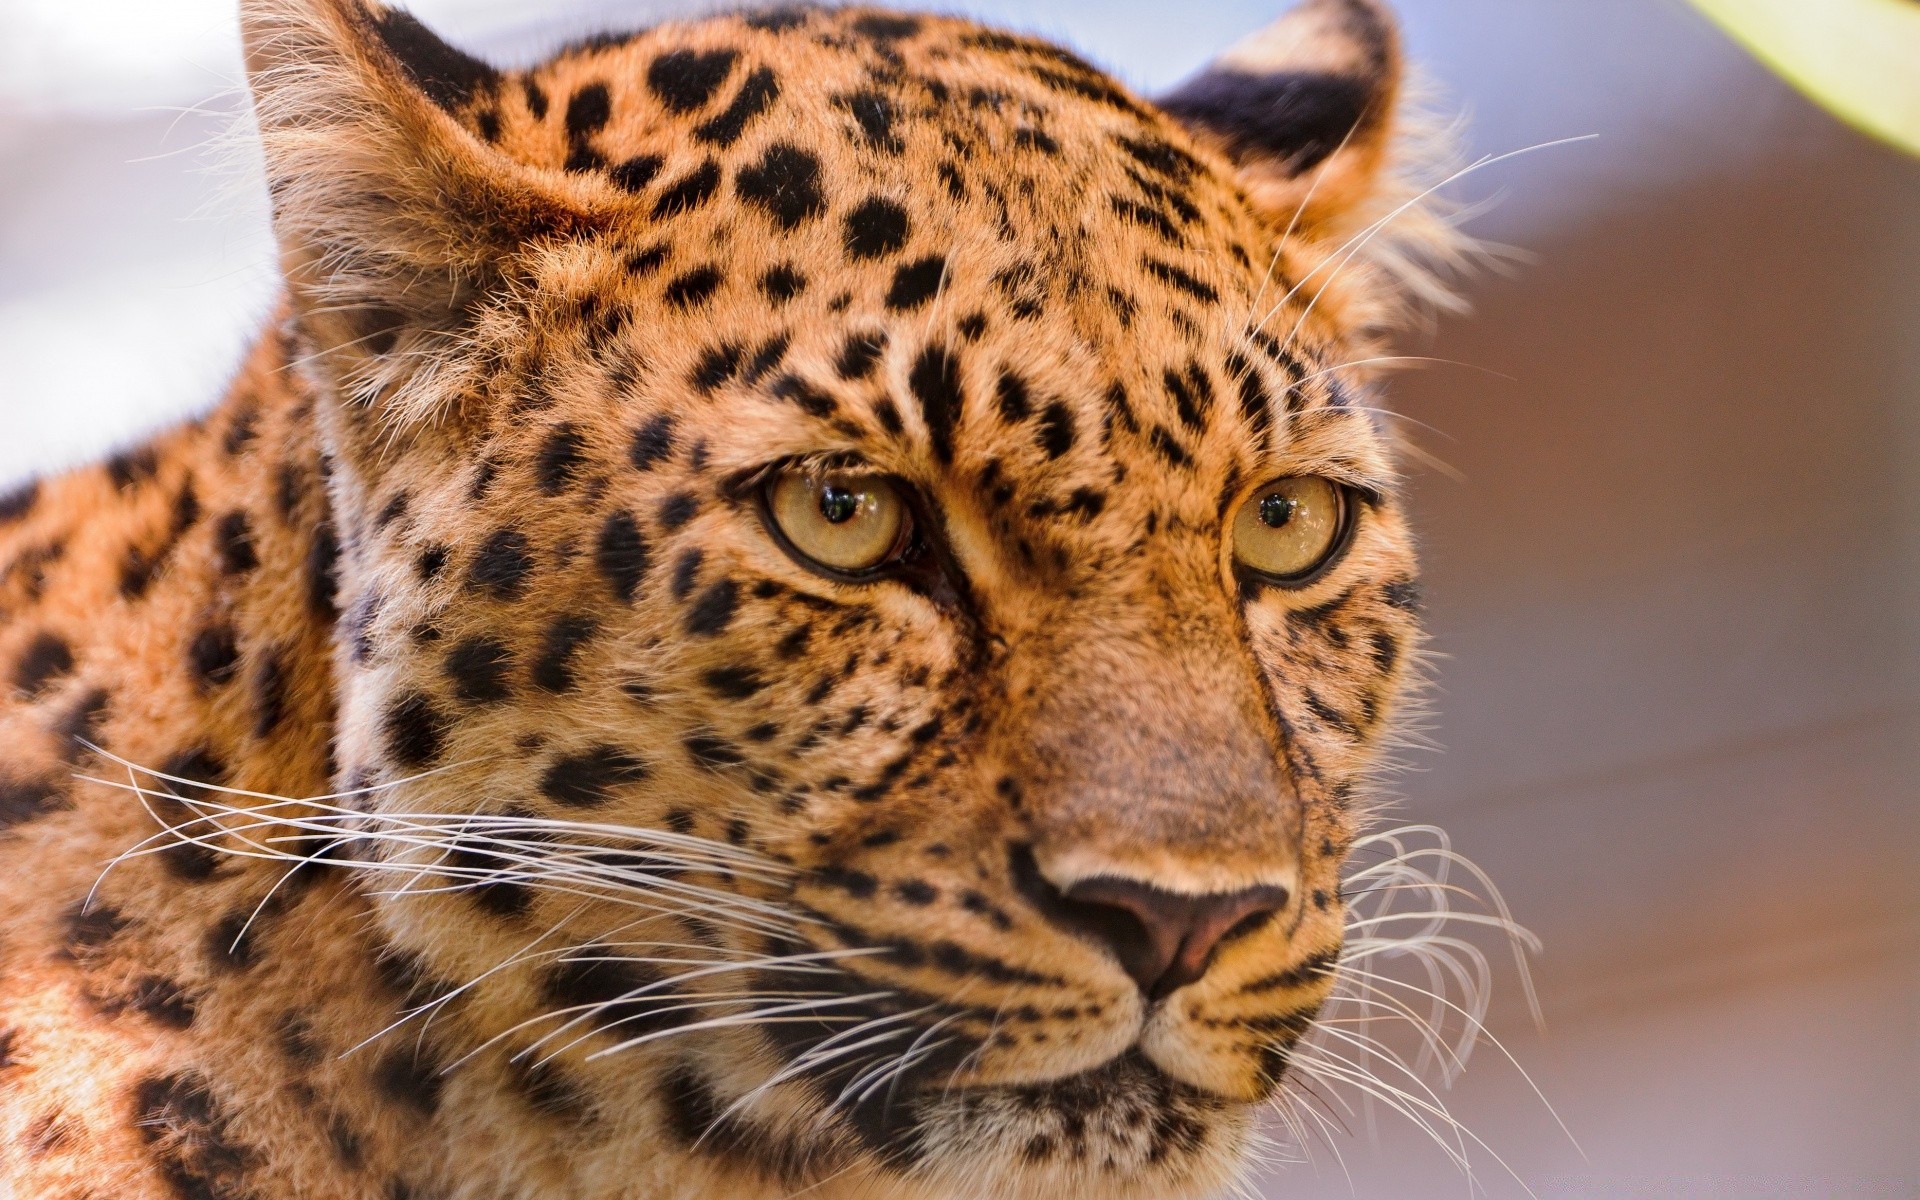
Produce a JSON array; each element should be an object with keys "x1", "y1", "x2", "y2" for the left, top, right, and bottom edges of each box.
[{"x1": 0, "y1": 2, "x2": 1461, "y2": 1197}]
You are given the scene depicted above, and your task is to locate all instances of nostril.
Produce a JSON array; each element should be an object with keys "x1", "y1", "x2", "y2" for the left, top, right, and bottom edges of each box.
[{"x1": 1011, "y1": 846, "x2": 1292, "y2": 999}]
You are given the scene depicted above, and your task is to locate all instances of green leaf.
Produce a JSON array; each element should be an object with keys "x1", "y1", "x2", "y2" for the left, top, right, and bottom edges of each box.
[{"x1": 1687, "y1": 0, "x2": 1920, "y2": 156}]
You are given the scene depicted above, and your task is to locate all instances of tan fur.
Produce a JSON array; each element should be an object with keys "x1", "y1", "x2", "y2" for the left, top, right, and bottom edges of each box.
[{"x1": 0, "y1": 3, "x2": 1454, "y2": 1198}]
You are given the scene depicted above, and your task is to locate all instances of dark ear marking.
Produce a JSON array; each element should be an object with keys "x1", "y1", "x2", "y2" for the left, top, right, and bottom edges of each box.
[
  {"x1": 366, "y1": 6, "x2": 501, "y2": 113},
  {"x1": 1161, "y1": 70, "x2": 1377, "y2": 176}
]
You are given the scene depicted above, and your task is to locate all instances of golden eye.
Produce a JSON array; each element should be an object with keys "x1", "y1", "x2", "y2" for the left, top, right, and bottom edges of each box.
[
  {"x1": 1232, "y1": 476, "x2": 1350, "y2": 584},
  {"x1": 766, "y1": 470, "x2": 910, "y2": 575}
]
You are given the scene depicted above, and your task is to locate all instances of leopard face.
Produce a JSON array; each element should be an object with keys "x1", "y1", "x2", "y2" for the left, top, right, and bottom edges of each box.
[{"x1": 240, "y1": 0, "x2": 1448, "y2": 1194}]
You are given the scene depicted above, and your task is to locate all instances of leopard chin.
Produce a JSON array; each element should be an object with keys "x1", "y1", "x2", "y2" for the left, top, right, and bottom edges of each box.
[{"x1": 698, "y1": 1046, "x2": 1254, "y2": 1200}]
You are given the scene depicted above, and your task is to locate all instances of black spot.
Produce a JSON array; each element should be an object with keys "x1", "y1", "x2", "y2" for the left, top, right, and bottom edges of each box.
[
  {"x1": 383, "y1": 692, "x2": 449, "y2": 769},
  {"x1": 63, "y1": 900, "x2": 126, "y2": 958},
  {"x1": 122, "y1": 975, "x2": 198, "y2": 1028},
  {"x1": 222, "y1": 404, "x2": 260, "y2": 454},
  {"x1": 836, "y1": 89, "x2": 901, "y2": 152},
  {"x1": 626, "y1": 241, "x2": 671, "y2": 276},
  {"x1": 908, "y1": 346, "x2": 963, "y2": 464},
  {"x1": 665, "y1": 265, "x2": 724, "y2": 309},
  {"x1": 686, "y1": 578, "x2": 739, "y2": 636},
  {"x1": 596, "y1": 510, "x2": 650, "y2": 602},
  {"x1": 133, "y1": 1072, "x2": 253, "y2": 1197},
  {"x1": 691, "y1": 341, "x2": 743, "y2": 392},
  {"x1": 744, "y1": 333, "x2": 791, "y2": 385},
  {"x1": 307, "y1": 520, "x2": 340, "y2": 617},
  {"x1": 565, "y1": 81, "x2": 612, "y2": 138},
  {"x1": 1036, "y1": 402, "x2": 1076, "y2": 459},
  {"x1": 886, "y1": 255, "x2": 946, "y2": 310},
  {"x1": 211, "y1": 511, "x2": 257, "y2": 575},
  {"x1": 1165, "y1": 366, "x2": 1209, "y2": 433},
  {"x1": 248, "y1": 653, "x2": 285, "y2": 738},
  {"x1": 1381, "y1": 579, "x2": 1423, "y2": 612},
  {"x1": 417, "y1": 544, "x2": 450, "y2": 581},
  {"x1": 206, "y1": 911, "x2": 259, "y2": 971},
  {"x1": 446, "y1": 841, "x2": 534, "y2": 920},
  {"x1": 1148, "y1": 425, "x2": 1193, "y2": 468},
  {"x1": 937, "y1": 161, "x2": 967, "y2": 200},
  {"x1": 671, "y1": 548, "x2": 704, "y2": 600},
  {"x1": 523, "y1": 77, "x2": 549, "y2": 119},
  {"x1": 648, "y1": 48, "x2": 739, "y2": 112},
  {"x1": 13, "y1": 632, "x2": 73, "y2": 699},
  {"x1": 0, "y1": 774, "x2": 63, "y2": 832},
  {"x1": 629, "y1": 414, "x2": 678, "y2": 471},
  {"x1": 373, "y1": 1048, "x2": 445, "y2": 1117},
  {"x1": 817, "y1": 866, "x2": 878, "y2": 898},
  {"x1": 696, "y1": 65, "x2": 780, "y2": 146},
  {"x1": 542, "y1": 950, "x2": 676, "y2": 1034},
  {"x1": 736, "y1": 142, "x2": 825, "y2": 230},
  {"x1": 374, "y1": 492, "x2": 410, "y2": 531},
  {"x1": 532, "y1": 614, "x2": 598, "y2": 693},
  {"x1": 894, "y1": 879, "x2": 937, "y2": 905},
  {"x1": 106, "y1": 446, "x2": 160, "y2": 490},
  {"x1": 535, "y1": 424, "x2": 586, "y2": 495},
  {"x1": 541, "y1": 745, "x2": 648, "y2": 807},
  {"x1": 1142, "y1": 257, "x2": 1218, "y2": 304},
  {"x1": 507, "y1": 1056, "x2": 594, "y2": 1122},
  {"x1": 1109, "y1": 194, "x2": 1181, "y2": 242},
  {"x1": 1370, "y1": 630, "x2": 1402, "y2": 674},
  {"x1": 658, "y1": 492, "x2": 699, "y2": 531},
  {"x1": 188, "y1": 624, "x2": 241, "y2": 691},
  {"x1": 468, "y1": 529, "x2": 533, "y2": 599},
  {"x1": 853, "y1": 13, "x2": 920, "y2": 39},
  {"x1": 653, "y1": 160, "x2": 723, "y2": 219},
  {"x1": 1227, "y1": 352, "x2": 1272, "y2": 443},
  {"x1": 836, "y1": 331, "x2": 887, "y2": 381},
  {"x1": 0, "y1": 480, "x2": 38, "y2": 525},
  {"x1": 760, "y1": 264, "x2": 807, "y2": 303},
  {"x1": 1014, "y1": 126, "x2": 1059, "y2": 154},
  {"x1": 770, "y1": 373, "x2": 839, "y2": 419},
  {"x1": 610, "y1": 154, "x2": 665, "y2": 193},
  {"x1": 445, "y1": 637, "x2": 512, "y2": 704},
  {"x1": 36, "y1": 659, "x2": 99, "y2": 749},
  {"x1": 844, "y1": 197, "x2": 910, "y2": 260},
  {"x1": 995, "y1": 371, "x2": 1032, "y2": 423},
  {"x1": 746, "y1": 9, "x2": 810, "y2": 31},
  {"x1": 371, "y1": 7, "x2": 500, "y2": 111},
  {"x1": 685, "y1": 731, "x2": 744, "y2": 768},
  {"x1": 702, "y1": 665, "x2": 764, "y2": 699},
  {"x1": 1114, "y1": 133, "x2": 1202, "y2": 181},
  {"x1": 873, "y1": 399, "x2": 904, "y2": 435}
]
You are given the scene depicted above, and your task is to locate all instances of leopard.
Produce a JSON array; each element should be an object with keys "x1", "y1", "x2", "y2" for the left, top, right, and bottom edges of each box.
[{"x1": 0, "y1": 1, "x2": 1471, "y2": 1197}]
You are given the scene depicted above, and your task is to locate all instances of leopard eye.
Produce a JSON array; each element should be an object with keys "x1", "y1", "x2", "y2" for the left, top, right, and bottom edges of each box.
[
  {"x1": 766, "y1": 470, "x2": 910, "y2": 575},
  {"x1": 1232, "y1": 476, "x2": 1350, "y2": 584}
]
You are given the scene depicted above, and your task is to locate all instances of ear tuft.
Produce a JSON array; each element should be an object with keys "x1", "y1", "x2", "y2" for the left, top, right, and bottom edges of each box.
[{"x1": 365, "y1": 6, "x2": 501, "y2": 112}]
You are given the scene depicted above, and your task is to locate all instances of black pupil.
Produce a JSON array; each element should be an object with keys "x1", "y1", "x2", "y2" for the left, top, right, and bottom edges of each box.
[
  {"x1": 1258, "y1": 493, "x2": 1298, "y2": 528},
  {"x1": 818, "y1": 484, "x2": 862, "y2": 524}
]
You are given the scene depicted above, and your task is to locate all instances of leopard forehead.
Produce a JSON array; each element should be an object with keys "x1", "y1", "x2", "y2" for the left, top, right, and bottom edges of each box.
[{"x1": 347, "y1": 4, "x2": 1396, "y2": 496}]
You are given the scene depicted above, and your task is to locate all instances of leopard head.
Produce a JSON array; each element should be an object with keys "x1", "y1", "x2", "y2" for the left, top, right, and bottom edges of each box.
[{"x1": 240, "y1": 0, "x2": 1452, "y2": 1194}]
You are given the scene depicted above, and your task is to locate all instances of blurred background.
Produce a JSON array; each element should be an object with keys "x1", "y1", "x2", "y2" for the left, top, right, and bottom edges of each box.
[{"x1": 2, "y1": 0, "x2": 1915, "y2": 1196}]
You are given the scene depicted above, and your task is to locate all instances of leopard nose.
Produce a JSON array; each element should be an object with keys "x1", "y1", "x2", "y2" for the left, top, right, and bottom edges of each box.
[{"x1": 1055, "y1": 874, "x2": 1293, "y2": 999}]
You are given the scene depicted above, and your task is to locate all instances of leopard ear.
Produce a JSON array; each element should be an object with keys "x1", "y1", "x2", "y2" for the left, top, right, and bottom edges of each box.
[
  {"x1": 241, "y1": 0, "x2": 610, "y2": 406},
  {"x1": 1160, "y1": 0, "x2": 1403, "y2": 237}
]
